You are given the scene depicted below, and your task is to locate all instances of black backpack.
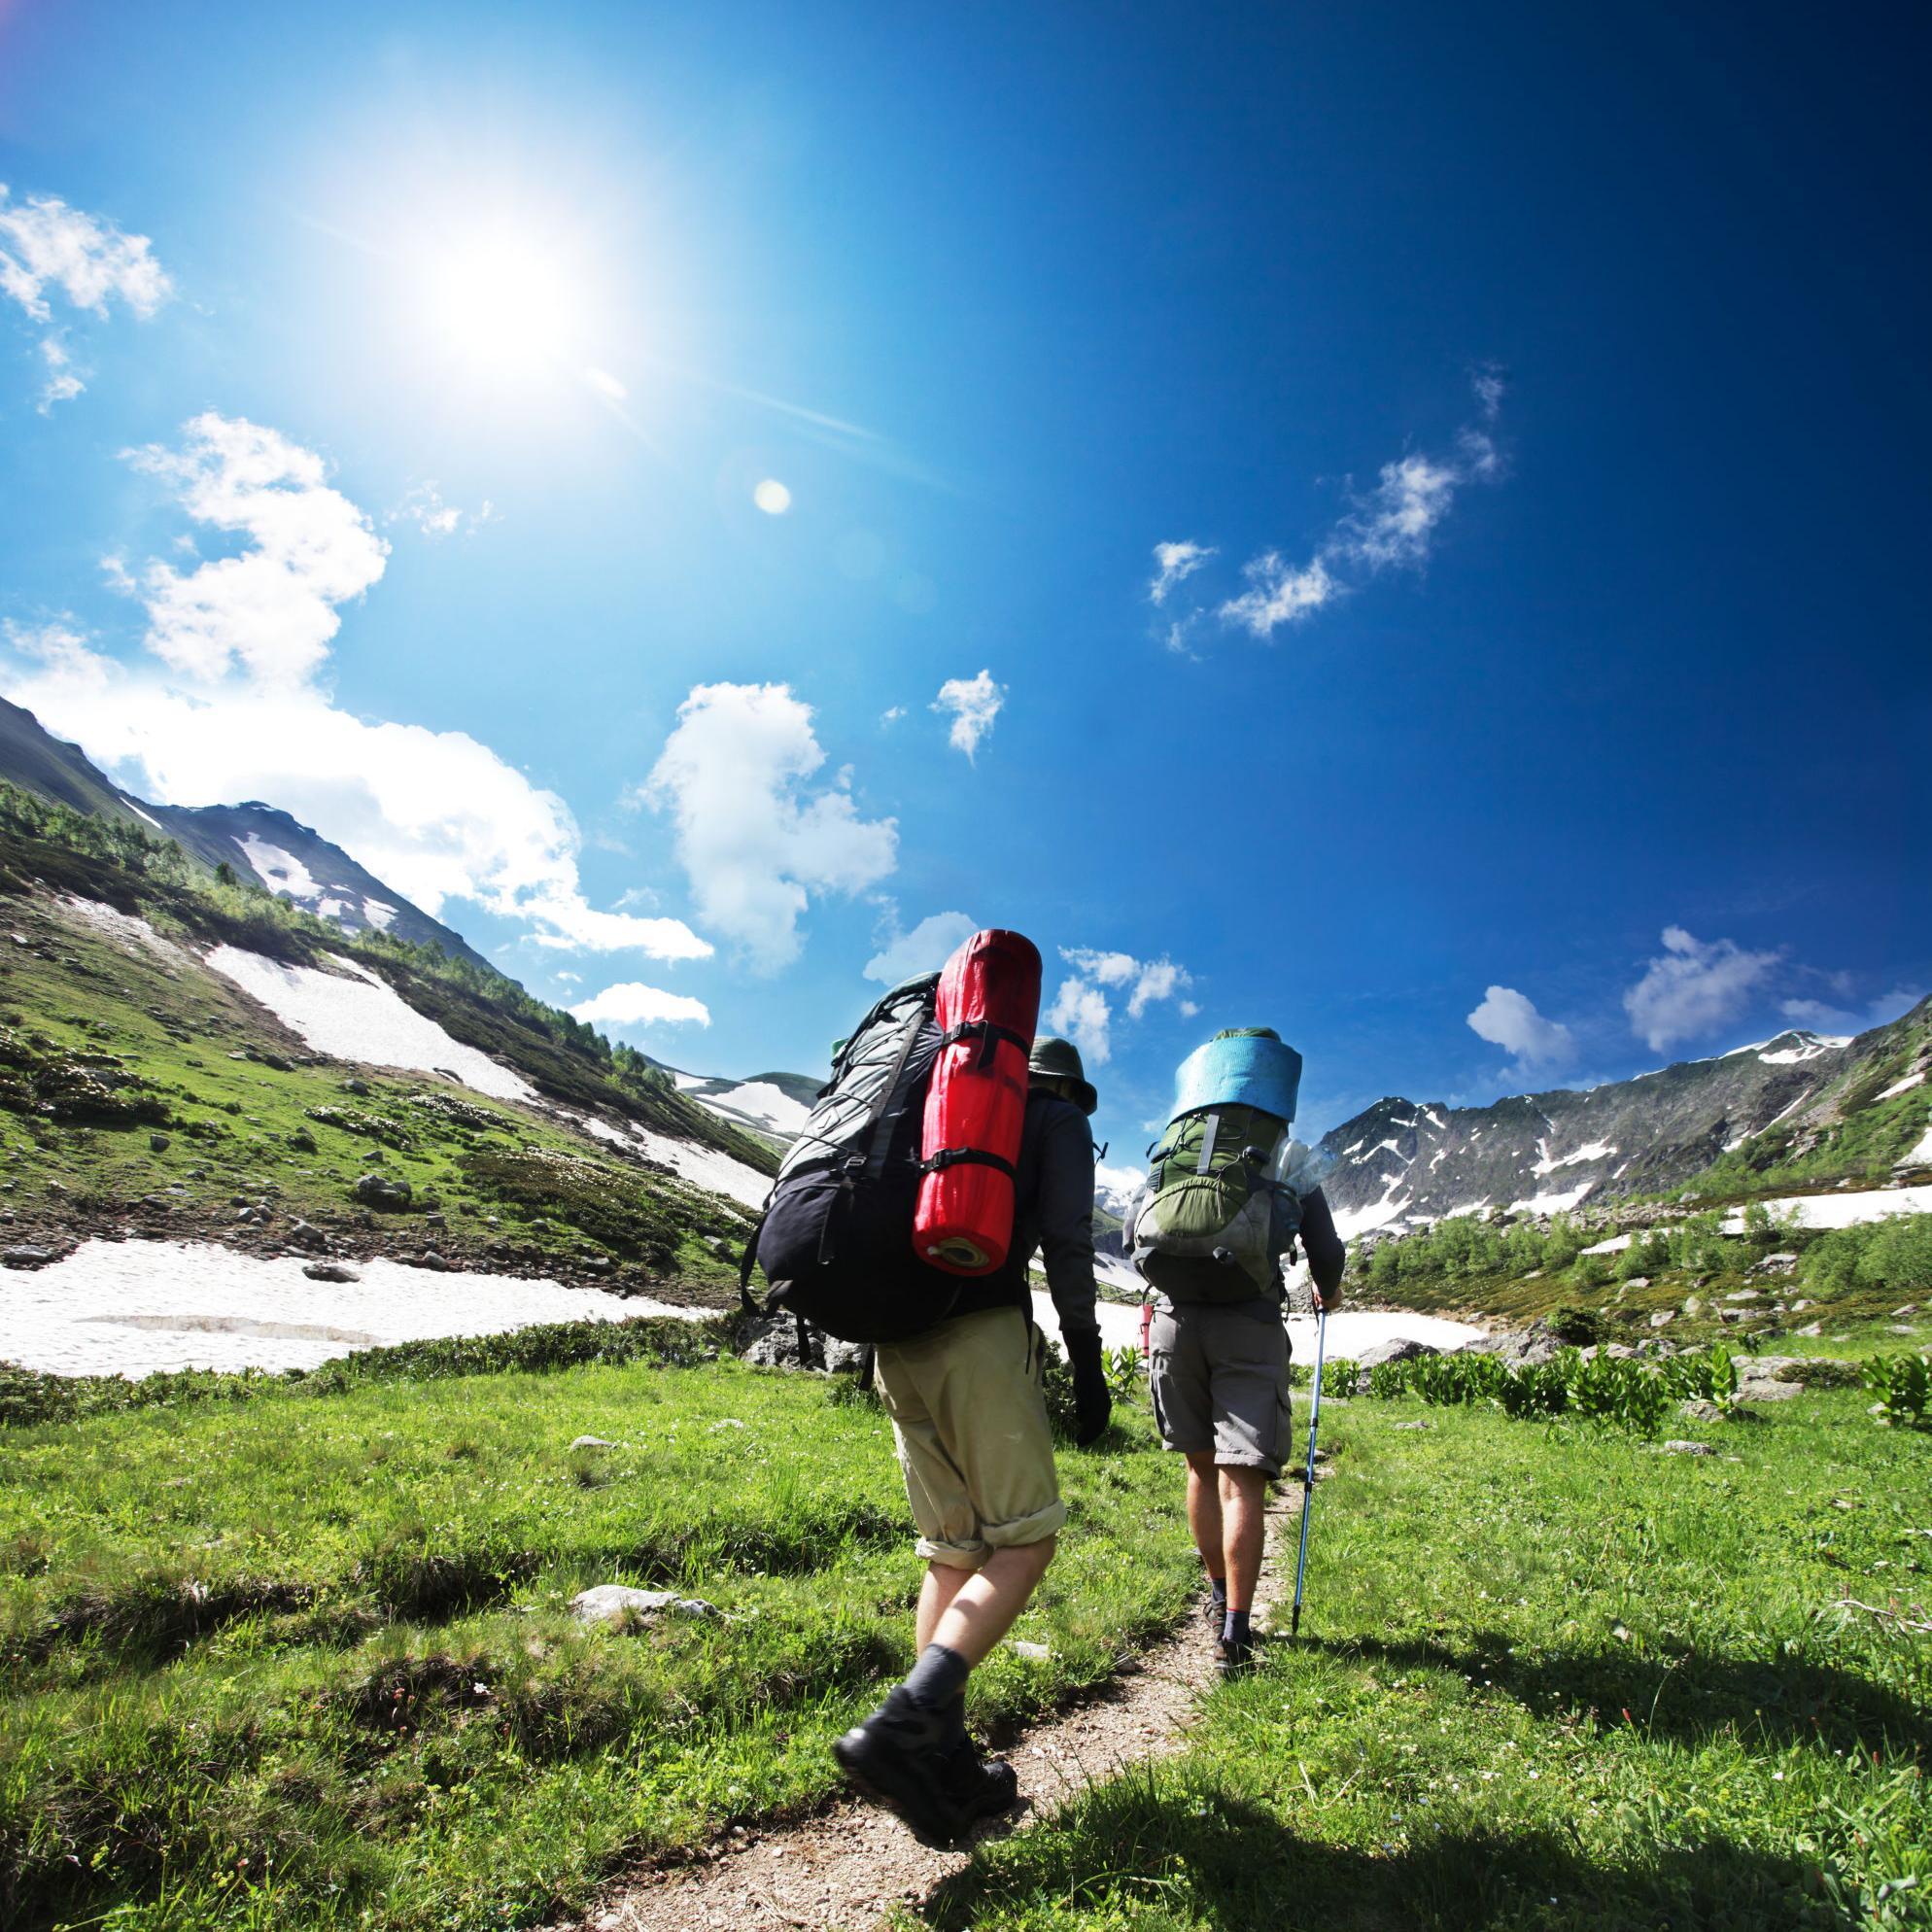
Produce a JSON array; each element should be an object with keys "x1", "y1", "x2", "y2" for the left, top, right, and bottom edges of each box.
[{"x1": 738, "y1": 973, "x2": 963, "y2": 1343}]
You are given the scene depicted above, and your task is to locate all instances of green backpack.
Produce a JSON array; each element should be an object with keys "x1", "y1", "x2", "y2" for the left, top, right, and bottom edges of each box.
[{"x1": 1127, "y1": 1102, "x2": 1302, "y2": 1303}]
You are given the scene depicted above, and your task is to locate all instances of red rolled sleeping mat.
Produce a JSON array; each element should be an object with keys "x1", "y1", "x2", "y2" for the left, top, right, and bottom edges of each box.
[{"x1": 914, "y1": 929, "x2": 1043, "y2": 1275}]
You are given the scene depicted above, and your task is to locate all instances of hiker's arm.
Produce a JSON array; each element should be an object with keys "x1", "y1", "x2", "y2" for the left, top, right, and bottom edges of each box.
[
  {"x1": 1037, "y1": 1111, "x2": 1101, "y2": 1349},
  {"x1": 1299, "y1": 1187, "x2": 1346, "y2": 1309}
]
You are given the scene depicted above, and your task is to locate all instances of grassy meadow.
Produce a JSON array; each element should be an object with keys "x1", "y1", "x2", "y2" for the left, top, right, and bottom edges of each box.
[
  {"x1": 918, "y1": 1386, "x2": 1932, "y2": 1932},
  {"x1": 0, "y1": 1338, "x2": 1196, "y2": 1931}
]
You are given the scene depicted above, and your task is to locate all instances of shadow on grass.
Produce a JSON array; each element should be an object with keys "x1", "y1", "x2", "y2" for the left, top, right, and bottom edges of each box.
[
  {"x1": 1319, "y1": 1631, "x2": 1927, "y2": 1762},
  {"x1": 926, "y1": 1772, "x2": 1855, "y2": 1931}
]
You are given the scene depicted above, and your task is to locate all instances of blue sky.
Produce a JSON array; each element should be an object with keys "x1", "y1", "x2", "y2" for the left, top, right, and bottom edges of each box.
[{"x1": 2, "y1": 0, "x2": 1927, "y2": 1165}]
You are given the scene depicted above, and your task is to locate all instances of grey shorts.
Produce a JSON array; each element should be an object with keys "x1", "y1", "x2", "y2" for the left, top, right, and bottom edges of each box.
[{"x1": 1148, "y1": 1299, "x2": 1293, "y2": 1476}]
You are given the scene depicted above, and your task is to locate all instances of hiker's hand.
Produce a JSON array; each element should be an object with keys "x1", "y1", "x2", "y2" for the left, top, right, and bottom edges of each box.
[{"x1": 1070, "y1": 1340, "x2": 1112, "y2": 1446}]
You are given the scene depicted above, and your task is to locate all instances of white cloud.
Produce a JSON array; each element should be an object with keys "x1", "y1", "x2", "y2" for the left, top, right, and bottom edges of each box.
[
  {"x1": 0, "y1": 186, "x2": 171, "y2": 404},
  {"x1": 388, "y1": 481, "x2": 498, "y2": 539},
  {"x1": 1470, "y1": 365, "x2": 1506, "y2": 421},
  {"x1": 865, "y1": 910, "x2": 980, "y2": 984},
  {"x1": 1333, "y1": 453, "x2": 1460, "y2": 570},
  {"x1": 1466, "y1": 984, "x2": 1576, "y2": 1070},
  {"x1": 1219, "y1": 553, "x2": 1338, "y2": 638},
  {"x1": 1150, "y1": 540, "x2": 1216, "y2": 605},
  {"x1": 932, "y1": 669, "x2": 1004, "y2": 761},
  {"x1": 880, "y1": 705, "x2": 905, "y2": 725},
  {"x1": 570, "y1": 982, "x2": 711, "y2": 1029},
  {"x1": 642, "y1": 682, "x2": 898, "y2": 972},
  {"x1": 3, "y1": 417, "x2": 709, "y2": 963},
  {"x1": 122, "y1": 414, "x2": 390, "y2": 687},
  {"x1": 1778, "y1": 988, "x2": 1926, "y2": 1035},
  {"x1": 1623, "y1": 926, "x2": 1781, "y2": 1052},
  {"x1": 1161, "y1": 379, "x2": 1507, "y2": 644},
  {"x1": 1050, "y1": 946, "x2": 1194, "y2": 1063}
]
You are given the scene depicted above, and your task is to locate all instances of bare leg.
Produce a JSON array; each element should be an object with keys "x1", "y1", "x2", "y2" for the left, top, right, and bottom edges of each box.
[
  {"x1": 1185, "y1": 1450, "x2": 1224, "y2": 1579},
  {"x1": 926, "y1": 1537, "x2": 1056, "y2": 1666},
  {"x1": 915, "y1": 1561, "x2": 974, "y2": 1650},
  {"x1": 1219, "y1": 1465, "x2": 1267, "y2": 1613}
]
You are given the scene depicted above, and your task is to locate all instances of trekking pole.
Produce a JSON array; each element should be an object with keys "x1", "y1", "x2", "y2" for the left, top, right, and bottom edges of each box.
[{"x1": 1290, "y1": 1295, "x2": 1328, "y2": 1639}]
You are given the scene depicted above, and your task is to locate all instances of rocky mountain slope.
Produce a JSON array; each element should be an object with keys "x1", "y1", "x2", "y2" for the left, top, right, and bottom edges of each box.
[
  {"x1": 1316, "y1": 1001, "x2": 1932, "y2": 1237},
  {"x1": 0, "y1": 698, "x2": 488, "y2": 968}
]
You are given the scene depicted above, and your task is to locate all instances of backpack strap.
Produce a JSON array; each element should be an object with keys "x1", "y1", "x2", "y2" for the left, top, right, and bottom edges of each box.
[
  {"x1": 919, "y1": 1146, "x2": 1019, "y2": 1182},
  {"x1": 1195, "y1": 1112, "x2": 1220, "y2": 1174},
  {"x1": 737, "y1": 1210, "x2": 769, "y2": 1316},
  {"x1": 937, "y1": 1018, "x2": 1030, "y2": 1070}
]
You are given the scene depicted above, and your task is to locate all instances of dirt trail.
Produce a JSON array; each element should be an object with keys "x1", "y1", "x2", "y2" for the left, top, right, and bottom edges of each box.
[{"x1": 563, "y1": 1485, "x2": 1308, "y2": 1932}]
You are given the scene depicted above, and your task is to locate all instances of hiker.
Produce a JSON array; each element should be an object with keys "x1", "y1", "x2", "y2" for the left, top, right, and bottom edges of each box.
[
  {"x1": 1125, "y1": 1028, "x2": 1345, "y2": 1673},
  {"x1": 834, "y1": 1033, "x2": 1111, "y2": 1842}
]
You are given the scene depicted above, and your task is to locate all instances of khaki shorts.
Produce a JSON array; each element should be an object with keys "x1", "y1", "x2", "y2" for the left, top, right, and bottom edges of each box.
[
  {"x1": 1148, "y1": 1299, "x2": 1293, "y2": 1477},
  {"x1": 873, "y1": 1305, "x2": 1067, "y2": 1570}
]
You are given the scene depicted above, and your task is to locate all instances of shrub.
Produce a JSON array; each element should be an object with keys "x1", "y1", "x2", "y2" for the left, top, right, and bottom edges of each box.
[
  {"x1": 1864, "y1": 1354, "x2": 1932, "y2": 1430},
  {"x1": 1549, "y1": 1302, "x2": 1602, "y2": 1344},
  {"x1": 1320, "y1": 1357, "x2": 1359, "y2": 1400}
]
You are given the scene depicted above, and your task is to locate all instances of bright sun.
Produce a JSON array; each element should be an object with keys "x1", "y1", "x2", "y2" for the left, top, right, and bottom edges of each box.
[{"x1": 419, "y1": 229, "x2": 586, "y2": 378}]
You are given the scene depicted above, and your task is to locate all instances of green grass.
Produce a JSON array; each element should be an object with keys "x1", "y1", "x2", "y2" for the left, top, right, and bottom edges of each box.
[
  {"x1": 914, "y1": 1390, "x2": 1932, "y2": 1931},
  {"x1": 0, "y1": 883, "x2": 758, "y2": 1294},
  {"x1": 0, "y1": 1351, "x2": 1194, "y2": 1930}
]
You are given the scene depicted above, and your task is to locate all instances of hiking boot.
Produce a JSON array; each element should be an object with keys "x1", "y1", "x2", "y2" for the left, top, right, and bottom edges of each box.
[
  {"x1": 940, "y1": 1736, "x2": 1019, "y2": 1830},
  {"x1": 1217, "y1": 1633, "x2": 1259, "y2": 1676},
  {"x1": 1204, "y1": 1590, "x2": 1228, "y2": 1633},
  {"x1": 833, "y1": 1687, "x2": 965, "y2": 1846}
]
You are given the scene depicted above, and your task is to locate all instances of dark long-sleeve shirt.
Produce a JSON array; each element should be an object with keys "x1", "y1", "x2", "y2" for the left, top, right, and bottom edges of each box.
[
  {"x1": 1297, "y1": 1187, "x2": 1347, "y2": 1306},
  {"x1": 949, "y1": 1090, "x2": 1100, "y2": 1348}
]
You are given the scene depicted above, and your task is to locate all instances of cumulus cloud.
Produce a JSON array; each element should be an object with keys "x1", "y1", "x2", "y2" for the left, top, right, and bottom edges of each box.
[
  {"x1": 932, "y1": 669, "x2": 1004, "y2": 761},
  {"x1": 1149, "y1": 540, "x2": 1216, "y2": 605},
  {"x1": 1623, "y1": 926, "x2": 1782, "y2": 1053},
  {"x1": 642, "y1": 682, "x2": 898, "y2": 972},
  {"x1": 1049, "y1": 946, "x2": 1194, "y2": 1063},
  {"x1": 1333, "y1": 454, "x2": 1461, "y2": 570},
  {"x1": 1466, "y1": 984, "x2": 1576, "y2": 1070},
  {"x1": 0, "y1": 186, "x2": 171, "y2": 405},
  {"x1": 570, "y1": 982, "x2": 711, "y2": 1029},
  {"x1": 865, "y1": 909, "x2": 980, "y2": 984},
  {"x1": 2, "y1": 416, "x2": 709, "y2": 961},
  {"x1": 123, "y1": 414, "x2": 390, "y2": 686},
  {"x1": 387, "y1": 481, "x2": 498, "y2": 539}
]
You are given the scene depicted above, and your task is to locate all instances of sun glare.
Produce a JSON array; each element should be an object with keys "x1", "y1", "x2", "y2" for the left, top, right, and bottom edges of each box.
[{"x1": 419, "y1": 229, "x2": 586, "y2": 378}]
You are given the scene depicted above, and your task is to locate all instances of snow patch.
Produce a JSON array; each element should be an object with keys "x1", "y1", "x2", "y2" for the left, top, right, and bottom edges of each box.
[
  {"x1": 1759, "y1": 1036, "x2": 1849, "y2": 1065},
  {"x1": 1900, "y1": 1119, "x2": 1932, "y2": 1172},
  {"x1": 1580, "y1": 1233, "x2": 1635, "y2": 1256},
  {"x1": 236, "y1": 835, "x2": 320, "y2": 900},
  {"x1": 362, "y1": 897, "x2": 397, "y2": 931},
  {"x1": 1717, "y1": 1184, "x2": 1932, "y2": 1233},
  {"x1": 627, "y1": 1125, "x2": 772, "y2": 1209},
  {"x1": 1532, "y1": 1139, "x2": 1615, "y2": 1176},
  {"x1": 703, "y1": 1081, "x2": 812, "y2": 1137},
  {"x1": 123, "y1": 798, "x2": 166, "y2": 831},
  {"x1": 3, "y1": 1239, "x2": 707, "y2": 1379},
  {"x1": 1035, "y1": 1289, "x2": 1481, "y2": 1359},
  {"x1": 205, "y1": 947, "x2": 536, "y2": 1102},
  {"x1": 1505, "y1": 1182, "x2": 1595, "y2": 1218},
  {"x1": 1876, "y1": 1070, "x2": 1926, "y2": 1103},
  {"x1": 56, "y1": 895, "x2": 184, "y2": 962}
]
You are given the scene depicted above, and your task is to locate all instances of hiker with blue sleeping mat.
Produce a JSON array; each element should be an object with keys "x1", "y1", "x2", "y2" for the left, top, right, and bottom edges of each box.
[{"x1": 1124, "y1": 1028, "x2": 1347, "y2": 1673}]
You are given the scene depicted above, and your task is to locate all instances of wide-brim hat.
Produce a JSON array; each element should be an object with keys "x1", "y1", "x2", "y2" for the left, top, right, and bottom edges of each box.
[{"x1": 1028, "y1": 1035, "x2": 1097, "y2": 1116}]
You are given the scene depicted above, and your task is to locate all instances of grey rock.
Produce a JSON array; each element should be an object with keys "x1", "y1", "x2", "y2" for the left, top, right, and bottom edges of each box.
[
  {"x1": 570, "y1": 1434, "x2": 616, "y2": 1451},
  {"x1": 569, "y1": 1584, "x2": 718, "y2": 1628},
  {"x1": 1750, "y1": 1253, "x2": 1799, "y2": 1275},
  {"x1": 1649, "y1": 1309, "x2": 1676, "y2": 1328},
  {"x1": 2, "y1": 1244, "x2": 55, "y2": 1267},
  {"x1": 149, "y1": 1132, "x2": 171, "y2": 1153},
  {"x1": 354, "y1": 1172, "x2": 413, "y2": 1210},
  {"x1": 1356, "y1": 1337, "x2": 1442, "y2": 1372},
  {"x1": 286, "y1": 1220, "x2": 328, "y2": 1252},
  {"x1": 739, "y1": 1313, "x2": 871, "y2": 1375},
  {"x1": 303, "y1": 1262, "x2": 361, "y2": 1283},
  {"x1": 1658, "y1": 1439, "x2": 1716, "y2": 1457},
  {"x1": 1723, "y1": 1289, "x2": 1762, "y2": 1303}
]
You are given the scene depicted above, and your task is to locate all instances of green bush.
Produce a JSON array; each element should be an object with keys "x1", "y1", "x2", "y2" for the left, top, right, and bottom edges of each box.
[
  {"x1": 1549, "y1": 1301, "x2": 1602, "y2": 1344},
  {"x1": 1320, "y1": 1357, "x2": 1359, "y2": 1400},
  {"x1": 1864, "y1": 1353, "x2": 1932, "y2": 1430}
]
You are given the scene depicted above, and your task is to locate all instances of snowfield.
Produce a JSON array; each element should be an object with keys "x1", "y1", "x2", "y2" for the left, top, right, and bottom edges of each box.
[
  {"x1": 628, "y1": 1126, "x2": 773, "y2": 1209},
  {"x1": 3, "y1": 1240, "x2": 707, "y2": 1379},
  {"x1": 702, "y1": 1081, "x2": 812, "y2": 1137},
  {"x1": 1718, "y1": 1183, "x2": 1932, "y2": 1233},
  {"x1": 205, "y1": 947, "x2": 537, "y2": 1103},
  {"x1": 1038, "y1": 1290, "x2": 1481, "y2": 1359}
]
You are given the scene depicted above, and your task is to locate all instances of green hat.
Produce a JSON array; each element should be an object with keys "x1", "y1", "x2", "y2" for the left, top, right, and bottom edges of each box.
[{"x1": 1028, "y1": 1036, "x2": 1097, "y2": 1117}]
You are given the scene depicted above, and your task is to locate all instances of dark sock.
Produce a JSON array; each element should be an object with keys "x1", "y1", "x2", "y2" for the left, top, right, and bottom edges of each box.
[
  {"x1": 903, "y1": 1643, "x2": 971, "y2": 1716},
  {"x1": 1208, "y1": 1574, "x2": 1228, "y2": 1608},
  {"x1": 1222, "y1": 1608, "x2": 1252, "y2": 1646}
]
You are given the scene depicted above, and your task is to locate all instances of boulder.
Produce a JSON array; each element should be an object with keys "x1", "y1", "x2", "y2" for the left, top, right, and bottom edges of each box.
[
  {"x1": 354, "y1": 1173, "x2": 413, "y2": 1211},
  {"x1": 2, "y1": 1244, "x2": 55, "y2": 1268},
  {"x1": 570, "y1": 1434, "x2": 616, "y2": 1451},
  {"x1": 149, "y1": 1132, "x2": 171, "y2": 1153},
  {"x1": 1356, "y1": 1337, "x2": 1441, "y2": 1372},
  {"x1": 739, "y1": 1313, "x2": 871, "y2": 1376},
  {"x1": 1658, "y1": 1439, "x2": 1716, "y2": 1457},
  {"x1": 1648, "y1": 1309, "x2": 1676, "y2": 1328},
  {"x1": 569, "y1": 1585, "x2": 718, "y2": 1629},
  {"x1": 285, "y1": 1220, "x2": 328, "y2": 1252},
  {"x1": 303, "y1": 1261, "x2": 360, "y2": 1283}
]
